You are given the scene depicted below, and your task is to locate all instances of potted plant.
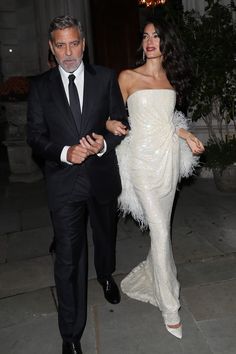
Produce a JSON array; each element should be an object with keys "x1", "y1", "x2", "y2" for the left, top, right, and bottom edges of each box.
[
  {"x1": 181, "y1": 0, "x2": 236, "y2": 191},
  {"x1": 204, "y1": 137, "x2": 236, "y2": 192}
]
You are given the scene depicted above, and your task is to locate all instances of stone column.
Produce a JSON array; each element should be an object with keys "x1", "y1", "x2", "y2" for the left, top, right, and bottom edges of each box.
[{"x1": 3, "y1": 101, "x2": 43, "y2": 183}]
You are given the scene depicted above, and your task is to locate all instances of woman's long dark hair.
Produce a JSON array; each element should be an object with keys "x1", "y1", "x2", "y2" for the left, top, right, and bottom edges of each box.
[{"x1": 137, "y1": 17, "x2": 192, "y2": 110}]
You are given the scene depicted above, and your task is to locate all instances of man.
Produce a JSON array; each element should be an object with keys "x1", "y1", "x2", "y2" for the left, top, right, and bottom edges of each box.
[{"x1": 27, "y1": 15, "x2": 127, "y2": 354}]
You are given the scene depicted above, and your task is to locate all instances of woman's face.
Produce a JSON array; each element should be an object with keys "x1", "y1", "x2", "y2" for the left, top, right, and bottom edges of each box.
[{"x1": 142, "y1": 23, "x2": 162, "y2": 60}]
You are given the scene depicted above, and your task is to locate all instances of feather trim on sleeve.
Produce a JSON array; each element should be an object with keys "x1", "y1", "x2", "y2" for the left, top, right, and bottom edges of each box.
[
  {"x1": 173, "y1": 110, "x2": 200, "y2": 178},
  {"x1": 116, "y1": 135, "x2": 147, "y2": 229}
]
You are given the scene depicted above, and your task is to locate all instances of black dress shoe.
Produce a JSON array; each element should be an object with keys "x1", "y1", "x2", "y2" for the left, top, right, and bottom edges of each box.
[
  {"x1": 62, "y1": 341, "x2": 82, "y2": 354},
  {"x1": 98, "y1": 276, "x2": 121, "y2": 304}
]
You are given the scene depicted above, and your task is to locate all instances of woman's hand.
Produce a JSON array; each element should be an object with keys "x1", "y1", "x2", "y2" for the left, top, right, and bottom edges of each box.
[
  {"x1": 186, "y1": 133, "x2": 205, "y2": 155},
  {"x1": 106, "y1": 120, "x2": 128, "y2": 136}
]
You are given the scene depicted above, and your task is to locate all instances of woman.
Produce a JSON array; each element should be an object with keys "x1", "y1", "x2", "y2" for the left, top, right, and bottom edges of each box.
[{"x1": 106, "y1": 18, "x2": 205, "y2": 339}]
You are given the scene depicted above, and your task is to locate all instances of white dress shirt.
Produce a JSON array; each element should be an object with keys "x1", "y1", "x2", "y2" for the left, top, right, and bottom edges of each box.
[
  {"x1": 59, "y1": 62, "x2": 106, "y2": 164},
  {"x1": 59, "y1": 62, "x2": 84, "y2": 109}
]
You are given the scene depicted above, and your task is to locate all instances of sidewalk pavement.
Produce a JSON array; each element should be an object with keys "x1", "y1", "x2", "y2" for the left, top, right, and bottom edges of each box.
[{"x1": 0, "y1": 163, "x2": 236, "y2": 354}]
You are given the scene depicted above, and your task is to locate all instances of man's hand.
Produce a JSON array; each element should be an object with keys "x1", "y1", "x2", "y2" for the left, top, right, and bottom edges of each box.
[
  {"x1": 80, "y1": 133, "x2": 104, "y2": 155},
  {"x1": 67, "y1": 144, "x2": 89, "y2": 164}
]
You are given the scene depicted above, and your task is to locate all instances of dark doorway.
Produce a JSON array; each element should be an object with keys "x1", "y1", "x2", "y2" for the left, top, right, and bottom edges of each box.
[{"x1": 90, "y1": 0, "x2": 140, "y2": 73}]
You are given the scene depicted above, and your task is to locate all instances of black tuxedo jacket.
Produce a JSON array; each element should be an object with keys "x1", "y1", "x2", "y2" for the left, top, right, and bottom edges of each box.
[{"x1": 27, "y1": 64, "x2": 127, "y2": 210}]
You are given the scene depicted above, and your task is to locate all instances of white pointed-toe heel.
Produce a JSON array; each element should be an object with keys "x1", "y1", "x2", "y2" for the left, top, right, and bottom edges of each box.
[
  {"x1": 162, "y1": 312, "x2": 182, "y2": 339},
  {"x1": 165, "y1": 323, "x2": 182, "y2": 339}
]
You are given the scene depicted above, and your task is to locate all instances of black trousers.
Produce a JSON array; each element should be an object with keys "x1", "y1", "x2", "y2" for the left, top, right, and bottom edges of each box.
[{"x1": 51, "y1": 196, "x2": 118, "y2": 344}]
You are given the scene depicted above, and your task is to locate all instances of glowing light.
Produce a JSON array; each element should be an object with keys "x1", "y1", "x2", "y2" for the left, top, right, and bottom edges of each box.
[{"x1": 138, "y1": 0, "x2": 166, "y2": 7}]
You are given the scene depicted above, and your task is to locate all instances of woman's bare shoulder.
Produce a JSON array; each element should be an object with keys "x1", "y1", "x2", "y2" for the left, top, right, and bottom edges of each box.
[
  {"x1": 118, "y1": 69, "x2": 136, "y2": 81},
  {"x1": 119, "y1": 68, "x2": 144, "y2": 87},
  {"x1": 118, "y1": 70, "x2": 137, "y2": 94}
]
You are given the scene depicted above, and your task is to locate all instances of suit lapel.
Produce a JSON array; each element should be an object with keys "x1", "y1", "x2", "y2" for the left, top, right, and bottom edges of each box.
[
  {"x1": 49, "y1": 68, "x2": 81, "y2": 135},
  {"x1": 81, "y1": 65, "x2": 96, "y2": 135}
]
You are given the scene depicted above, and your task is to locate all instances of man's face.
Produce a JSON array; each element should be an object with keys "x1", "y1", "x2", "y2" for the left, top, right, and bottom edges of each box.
[{"x1": 49, "y1": 26, "x2": 85, "y2": 73}]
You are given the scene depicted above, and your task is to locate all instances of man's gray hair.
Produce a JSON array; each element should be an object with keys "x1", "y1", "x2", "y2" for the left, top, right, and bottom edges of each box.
[{"x1": 48, "y1": 15, "x2": 84, "y2": 40}]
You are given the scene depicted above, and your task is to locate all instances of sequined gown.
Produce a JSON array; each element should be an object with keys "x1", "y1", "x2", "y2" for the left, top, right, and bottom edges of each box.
[{"x1": 116, "y1": 89, "x2": 188, "y2": 322}]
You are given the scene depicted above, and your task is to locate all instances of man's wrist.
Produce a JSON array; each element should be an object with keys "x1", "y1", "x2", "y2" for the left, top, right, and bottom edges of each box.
[
  {"x1": 61, "y1": 146, "x2": 73, "y2": 164},
  {"x1": 97, "y1": 140, "x2": 107, "y2": 157}
]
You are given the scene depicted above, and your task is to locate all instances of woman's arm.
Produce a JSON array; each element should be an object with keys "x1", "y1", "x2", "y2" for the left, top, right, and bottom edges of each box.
[
  {"x1": 106, "y1": 70, "x2": 131, "y2": 136},
  {"x1": 118, "y1": 70, "x2": 130, "y2": 103},
  {"x1": 106, "y1": 119, "x2": 128, "y2": 136},
  {"x1": 177, "y1": 128, "x2": 205, "y2": 154}
]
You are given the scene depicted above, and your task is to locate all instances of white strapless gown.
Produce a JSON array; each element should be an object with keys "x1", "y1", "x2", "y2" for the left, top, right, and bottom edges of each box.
[{"x1": 116, "y1": 89, "x2": 198, "y2": 324}]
